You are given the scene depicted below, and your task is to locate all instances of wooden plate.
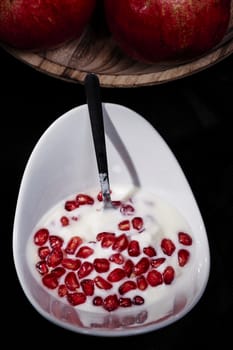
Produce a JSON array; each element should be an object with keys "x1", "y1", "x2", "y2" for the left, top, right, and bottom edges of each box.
[{"x1": 2, "y1": 5, "x2": 233, "y2": 88}]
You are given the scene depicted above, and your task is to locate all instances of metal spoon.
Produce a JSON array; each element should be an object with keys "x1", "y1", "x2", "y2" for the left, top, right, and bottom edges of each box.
[{"x1": 84, "y1": 73, "x2": 115, "y2": 209}]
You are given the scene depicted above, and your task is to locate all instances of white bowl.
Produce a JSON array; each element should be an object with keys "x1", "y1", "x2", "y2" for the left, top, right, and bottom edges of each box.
[{"x1": 13, "y1": 103, "x2": 210, "y2": 336}]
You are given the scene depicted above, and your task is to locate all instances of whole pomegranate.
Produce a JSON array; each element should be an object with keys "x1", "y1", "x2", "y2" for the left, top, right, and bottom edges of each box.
[{"x1": 104, "y1": 0, "x2": 231, "y2": 63}]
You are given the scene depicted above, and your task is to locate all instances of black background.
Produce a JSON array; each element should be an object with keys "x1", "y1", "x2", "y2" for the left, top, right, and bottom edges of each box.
[{"x1": 1, "y1": 46, "x2": 233, "y2": 347}]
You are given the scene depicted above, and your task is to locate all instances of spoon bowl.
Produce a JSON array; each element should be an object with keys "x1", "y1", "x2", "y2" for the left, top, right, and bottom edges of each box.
[{"x1": 13, "y1": 103, "x2": 210, "y2": 336}]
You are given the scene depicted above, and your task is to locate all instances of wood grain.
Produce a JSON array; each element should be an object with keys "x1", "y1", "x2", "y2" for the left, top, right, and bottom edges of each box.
[{"x1": 2, "y1": 5, "x2": 233, "y2": 88}]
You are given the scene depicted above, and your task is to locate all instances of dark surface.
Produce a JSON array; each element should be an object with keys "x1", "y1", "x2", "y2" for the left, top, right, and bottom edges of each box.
[{"x1": 1, "y1": 46, "x2": 233, "y2": 347}]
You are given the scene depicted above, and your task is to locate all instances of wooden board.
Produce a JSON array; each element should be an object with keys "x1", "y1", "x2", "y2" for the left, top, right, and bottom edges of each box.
[{"x1": 2, "y1": 6, "x2": 233, "y2": 88}]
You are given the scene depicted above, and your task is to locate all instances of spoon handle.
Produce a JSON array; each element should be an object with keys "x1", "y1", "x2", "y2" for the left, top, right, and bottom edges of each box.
[{"x1": 84, "y1": 73, "x2": 112, "y2": 207}]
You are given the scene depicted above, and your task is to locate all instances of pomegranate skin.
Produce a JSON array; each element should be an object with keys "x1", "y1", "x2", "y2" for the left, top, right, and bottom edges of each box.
[
  {"x1": 104, "y1": 0, "x2": 231, "y2": 63},
  {"x1": 0, "y1": 0, "x2": 96, "y2": 50}
]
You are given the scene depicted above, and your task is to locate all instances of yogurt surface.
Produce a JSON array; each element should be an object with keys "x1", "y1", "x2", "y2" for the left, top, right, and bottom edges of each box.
[{"x1": 26, "y1": 185, "x2": 195, "y2": 318}]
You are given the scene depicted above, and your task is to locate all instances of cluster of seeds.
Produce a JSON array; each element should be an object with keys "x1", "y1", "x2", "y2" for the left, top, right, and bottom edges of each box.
[{"x1": 33, "y1": 191, "x2": 193, "y2": 312}]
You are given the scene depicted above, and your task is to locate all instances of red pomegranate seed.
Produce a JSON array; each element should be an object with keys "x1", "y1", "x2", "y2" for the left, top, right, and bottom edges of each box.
[
  {"x1": 163, "y1": 266, "x2": 175, "y2": 284},
  {"x1": 143, "y1": 246, "x2": 156, "y2": 257},
  {"x1": 36, "y1": 261, "x2": 48, "y2": 275},
  {"x1": 93, "y1": 258, "x2": 110, "y2": 273},
  {"x1": 65, "y1": 200, "x2": 78, "y2": 211},
  {"x1": 76, "y1": 246, "x2": 94, "y2": 258},
  {"x1": 134, "y1": 257, "x2": 150, "y2": 276},
  {"x1": 111, "y1": 200, "x2": 122, "y2": 208},
  {"x1": 51, "y1": 266, "x2": 66, "y2": 278},
  {"x1": 61, "y1": 258, "x2": 81, "y2": 270},
  {"x1": 93, "y1": 296, "x2": 103, "y2": 306},
  {"x1": 119, "y1": 280, "x2": 137, "y2": 295},
  {"x1": 161, "y1": 238, "x2": 176, "y2": 256},
  {"x1": 119, "y1": 297, "x2": 132, "y2": 307},
  {"x1": 128, "y1": 240, "x2": 141, "y2": 257},
  {"x1": 47, "y1": 248, "x2": 63, "y2": 267},
  {"x1": 118, "y1": 220, "x2": 130, "y2": 231},
  {"x1": 67, "y1": 292, "x2": 86, "y2": 306},
  {"x1": 112, "y1": 233, "x2": 129, "y2": 251},
  {"x1": 136, "y1": 275, "x2": 148, "y2": 290},
  {"x1": 42, "y1": 273, "x2": 58, "y2": 289},
  {"x1": 123, "y1": 259, "x2": 134, "y2": 277},
  {"x1": 60, "y1": 215, "x2": 69, "y2": 226},
  {"x1": 178, "y1": 232, "x2": 193, "y2": 246},
  {"x1": 151, "y1": 257, "x2": 166, "y2": 268},
  {"x1": 103, "y1": 294, "x2": 119, "y2": 312},
  {"x1": 58, "y1": 284, "x2": 68, "y2": 297},
  {"x1": 78, "y1": 261, "x2": 94, "y2": 279},
  {"x1": 120, "y1": 204, "x2": 135, "y2": 215},
  {"x1": 109, "y1": 253, "x2": 125, "y2": 265},
  {"x1": 81, "y1": 279, "x2": 94, "y2": 296},
  {"x1": 97, "y1": 191, "x2": 103, "y2": 201},
  {"x1": 76, "y1": 194, "x2": 94, "y2": 205},
  {"x1": 65, "y1": 271, "x2": 80, "y2": 291},
  {"x1": 38, "y1": 246, "x2": 50, "y2": 260},
  {"x1": 178, "y1": 249, "x2": 190, "y2": 266},
  {"x1": 96, "y1": 232, "x2": 116, "y2": 248},
  {"x1": 49, "y1": 235, "x2": 64, "y2": 249},
  {"x1": 147, "y1": 270, "x2": 163, "y2": 287},
  {"x1": 94, "y1": 276, "x2": 113, "y2": 290},
  {"x1": 107, "y1": 268, "x2": 126, "y2": 282},
  {"x1": 133, "y1": 295, "x2": 145, "y2": 305},
  {"x1": 65, "y1": 236, "x2": 83, "y2": 255},
  {"x1": 33, "y1": 228, "x2": 49, "y2": 246},
  {"x1": 132, "y1": 217, "x2": 144, "y2": 230}
]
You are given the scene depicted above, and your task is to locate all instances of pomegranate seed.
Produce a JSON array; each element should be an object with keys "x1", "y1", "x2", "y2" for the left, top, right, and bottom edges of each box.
[
  {"x1": 33, "y1": 228, "x2": 49, "y2": 246},
  {"x1": 76, "y1": 194, "x2": 94, "y2": 205},
  {"x1": 93, "y1": 296, "x2": 103, "y2": 306},
  {"x1": 38, "y1": 246, "x2": 50, "y2": 260},
  {"x1": 94, "y1": 276, "x2": 113, "y2": 290},
  {"x1": 134, "y1": 257, "x2": 150, "y2": 276},
  {"x1": 161, "y1": 238, "x2": 176, "y2": 256},
  {"x1": 163, "y1": 266, "x2": 175, "y2": 284},
  {"x1": 178, "y1": 232, "x2": 192, "y2": 246},
  {"x1": 58, "y1": 284, "x2": 68, "y2": 297},
  {"x1": 147, "y1": 270, "x2": 163, "y2": 287},
  {"x1": 128, "y1": 240, "x2": 141, "y2": 256},
  {"x1": 103, "y1": 294, "x2": 119, "y2": 312},
  {"x1": 81, "y1": 279, "x2": 95, "y2": 296},
  {"x1": 60, "y1": 215, "x2": 69, "y2": 226},
  {"x1": 136, "y1": 275, "x2": 148, "y2": 290},
  {"x1": 65, "y1": 271, "x2": 80, "y2": 291},
  {"x1": 178, "y1": 249, "x2": 190, "y2": 266},
  {"x1": 51, "y1": 266, "x2": 66, "y2": 278},
  {"x1": 112, "y1": 233, "x2": 129, "y2": 251},
  {"x1": 96, "y1": 232, "x2": 116, "y2": 248},
  {"x1": 78, "y1": 261, "x2": 94, "y2": 279},
  {"x1": 65, "y1": 200, "x2": 78, "y2": 211},
  {"x1": 36, "y1": 261, "x2": 48, "y2": 275},
  {"x1": 143, "y1": 246, "x2": 156, "y2": 257},
  {"x1": 118, "y1": 220, "x2": 130, "y2": 231},
  {"x1": 49, "y1": 235, "x2": 64, "y2": 249},
  {"x1": 61, "y1": 258, "x2": 81, "y2": 270},
  {"x1": 65, "y1": 236, "x2": 83, "y2": 255},
  {"x1": 107, "y1": 268, "x2": 126, "y2": 282},
  {"x1": 119, "y1": 297, "x2": 132, "y2": 307},
  {"x1": 67, "y1": 292, "x2": 86, "y2": 306},
  {"x1": 93, "y1": 258, "x2": 110, "y2": 273},
  {"x1": 109, "y1": 253, "x2": 125, "y2": 265},
  {"x1": 119, "y1": 280, "x2": 137, "y2": 295},
  {"x1": 123, "y1": 259, "x2": 134, "y2": 277},
  {"x1": 97, "y1": 190, "x2": 112, "y2": 202},
  {"x1": 132, "y1": 217, "x2": 144, "y2": 230},
  {"x1": 76, "y1": 246, "x2": 94, "y2": 258},
  {"x1": 133, "y1": 295, "x2": 145, "y2": 305},
  {"x1": 47, "y1": 248, "x2": 63, "y2": 267},
  {"x1": 151, "y1": 257, "x2": 166, "y2": 268},
  {"x1": 111, "y1": 200, "x2": 122, "y2": 208},
  {"x1": 42, "y1": 273, "x2": 58, "y2": 289},
  {"x1": 120, "y1": 204, "x2": 135, "y2": 215}
]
